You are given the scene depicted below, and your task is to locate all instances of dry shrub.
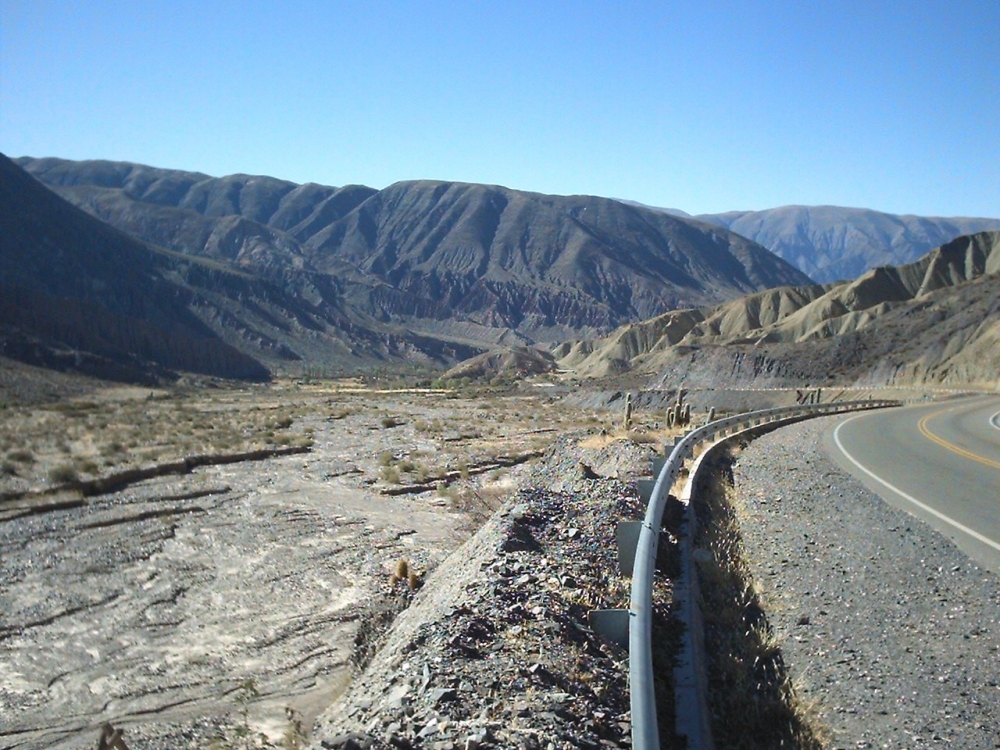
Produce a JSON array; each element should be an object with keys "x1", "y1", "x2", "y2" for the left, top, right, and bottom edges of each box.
[
  {"x1": 379, "y1": 465, "x2": 400, "y2": 484},
  {"x1": 77, "y1": 459, "x2": 100, "y2": 475},
  {"x1": 628, "y1": 429, "x2": 661, "y2": 445},
  {"x1": 48, "y1": 464, "x2": 79, "y2": 484}
]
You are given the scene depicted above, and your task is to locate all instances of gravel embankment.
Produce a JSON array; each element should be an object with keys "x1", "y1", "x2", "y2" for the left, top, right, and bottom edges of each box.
[
  {"x1": 309, "y1": 437, "x2": 676, "y2": 750},
  {"x1": 731, "y1": 416, "x2": 1000, "y2": 749}
]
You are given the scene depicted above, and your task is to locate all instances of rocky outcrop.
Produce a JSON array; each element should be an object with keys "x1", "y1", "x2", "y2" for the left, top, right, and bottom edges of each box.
[{"x1": 309, "y1": 437, "x2": 676, "y2": 750}]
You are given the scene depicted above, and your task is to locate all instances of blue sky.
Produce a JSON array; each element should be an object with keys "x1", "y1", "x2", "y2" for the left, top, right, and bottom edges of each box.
[{"x1": 1, "y1": 0, "x2": 997, "y2": 217}]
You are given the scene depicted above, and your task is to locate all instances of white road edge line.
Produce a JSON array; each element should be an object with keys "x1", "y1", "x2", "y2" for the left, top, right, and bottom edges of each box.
[{"x1": 833, "y1": 415, "x2": 1000, "y2": 553}]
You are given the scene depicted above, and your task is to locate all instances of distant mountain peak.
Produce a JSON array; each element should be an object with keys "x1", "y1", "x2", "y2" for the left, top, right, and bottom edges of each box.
[{"x1": 695, "y1": 205, "x2": 1000, "y2": 283}]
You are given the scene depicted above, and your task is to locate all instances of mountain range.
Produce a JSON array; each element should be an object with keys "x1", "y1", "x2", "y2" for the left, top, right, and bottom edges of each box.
[
  {"x1": 11, "y1": 156, "x2": 807, "y2": 333},
  {"x1": 6, "y1": 153, "x2": 999, "y2": 389},
  {"x1": 695, "y1": 206, "x2": 1000, "y2": 284},
  {"x1": 0, "y1": 153, "x2": 496, "y2": 382},
  {"x1": 3, "y1": 154, "x2": 809, "y2": 380}
]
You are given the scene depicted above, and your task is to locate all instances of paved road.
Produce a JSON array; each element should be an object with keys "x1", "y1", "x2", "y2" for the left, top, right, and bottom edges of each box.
[{"x1": 827, "y1": 395, "x2": 1000, "y2": 574}]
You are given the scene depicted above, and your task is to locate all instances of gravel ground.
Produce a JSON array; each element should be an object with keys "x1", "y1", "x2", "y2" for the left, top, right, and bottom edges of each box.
[
  {"x1": 309, "y1": 436, "x2": 682, "y2": 750},
  {"x1": 731, "y1": 416, "x2": 1000, "y2": 749},
  {"x1": 0, "y1": 386, "x2": 656, "y2": 750}
]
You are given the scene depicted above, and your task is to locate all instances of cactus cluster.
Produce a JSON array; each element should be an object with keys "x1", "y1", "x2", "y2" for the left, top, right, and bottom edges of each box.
[
  {"x1": 667, "y1": 389, "x2": 692, "y2": 427},
  {"x1": 389, "y1": 558, "x2": 422, "y2": 591}
]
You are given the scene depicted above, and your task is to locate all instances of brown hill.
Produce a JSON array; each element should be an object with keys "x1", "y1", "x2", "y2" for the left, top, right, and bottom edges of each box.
[
  {"x1": 0, "y1": 155, "x2": 481, "y2": 382},
  {"x1": 440, "y1": 346, "x2": 557, "y2": 382},
  {"x1": 15, "y1": 157, "x2": 812, "y2": 345},
  {"x1": 558, "y1": 231, "x2": 1000, "y2": 388}
]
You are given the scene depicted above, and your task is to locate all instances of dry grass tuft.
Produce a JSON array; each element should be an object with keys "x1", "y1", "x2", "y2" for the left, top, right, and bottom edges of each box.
[{"x1": 48, "y1": 463, "x2": 79, "y2": 484}]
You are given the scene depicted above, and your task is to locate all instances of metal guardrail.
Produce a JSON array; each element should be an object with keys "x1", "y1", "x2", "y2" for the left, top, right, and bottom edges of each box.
[{"x1": 627, "y1": 399, "x2": 900, "y2": 750}]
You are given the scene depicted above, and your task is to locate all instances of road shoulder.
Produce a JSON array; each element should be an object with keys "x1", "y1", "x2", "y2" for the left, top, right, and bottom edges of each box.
[{"x1": 731, "y1": 416, "x2": 1000, "y2": 748}]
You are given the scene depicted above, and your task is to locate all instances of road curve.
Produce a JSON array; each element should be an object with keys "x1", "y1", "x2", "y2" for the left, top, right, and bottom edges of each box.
[{"x1": 827, "y1": 396, "x2": 1000, "y2": 574}]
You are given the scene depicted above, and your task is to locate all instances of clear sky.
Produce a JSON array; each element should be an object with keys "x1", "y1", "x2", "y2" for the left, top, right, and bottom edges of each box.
[{"x1": 1, "y1": 0, "x2": 997, "y2": 217}]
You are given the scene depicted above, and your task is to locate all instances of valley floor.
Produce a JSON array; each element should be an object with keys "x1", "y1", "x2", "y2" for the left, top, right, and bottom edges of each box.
[
  {"x1": 0, "y1": 376, "x2": 642, "y2": 749},
  {"x1": 3, "y1": 365, "x2": 996, "y2": 749}
]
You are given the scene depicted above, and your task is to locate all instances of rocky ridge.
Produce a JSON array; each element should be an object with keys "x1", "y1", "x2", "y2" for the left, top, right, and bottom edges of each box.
[
  {"x1": 696, "y1": 205, "x2": 1000, "y2": 283},
  {"x1": 0, "y1": 153, "x2": 486, "y2": 381}
]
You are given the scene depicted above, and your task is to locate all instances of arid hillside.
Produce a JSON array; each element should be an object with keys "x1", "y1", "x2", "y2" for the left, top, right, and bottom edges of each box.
[
  {"x1": 15, "y1": 156, "x2": 811, "y2": 345},
  {"x1": 697, "y1": 205, "x2": 1000, "y2": 283},
  {"x1": 0, "y1": 154, "x2": 486, "y2": 381},
  {"x1": 557, "y1": 231, "x2": 1000, "y2": 388}
]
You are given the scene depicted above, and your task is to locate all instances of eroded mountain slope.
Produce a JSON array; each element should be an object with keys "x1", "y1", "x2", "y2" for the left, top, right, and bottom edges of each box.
[
  {"x1": 0, "y1": 155, "x2": 480, "y2": 380},
  {"x1": 697, "y1": 205, "x2": 1000, "y2": 283},
  {"x1": 558, "y1": 231, "x2": 1000, "y2": 387},
  {"x1": 15, "y1": 156, "x2": 812, "y2": 343}
]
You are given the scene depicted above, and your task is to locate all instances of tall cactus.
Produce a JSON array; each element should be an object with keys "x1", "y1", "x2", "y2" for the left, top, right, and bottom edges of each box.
[{"x1": 624, "y1": 392, "x2": 633, "y2": 429}]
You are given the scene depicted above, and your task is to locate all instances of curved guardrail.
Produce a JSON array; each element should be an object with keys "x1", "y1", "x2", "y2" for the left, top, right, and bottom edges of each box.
[{"x1": 629, "y1": 399, "x2": 900, "y2": 750}]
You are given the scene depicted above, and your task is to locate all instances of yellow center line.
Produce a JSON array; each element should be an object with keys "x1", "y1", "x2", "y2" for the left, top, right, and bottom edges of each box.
[{"x1": 918, "y1": 409, "x2": 1000, "y2": 471}]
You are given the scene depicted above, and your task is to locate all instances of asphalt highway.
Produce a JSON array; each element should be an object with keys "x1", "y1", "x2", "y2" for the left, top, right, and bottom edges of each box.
[{"x1": 827, "y1": 395, "x2": 1000, "y2": 574}]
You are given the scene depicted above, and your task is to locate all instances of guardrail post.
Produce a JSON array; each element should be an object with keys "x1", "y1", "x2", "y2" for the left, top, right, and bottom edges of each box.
[
  {"x1": 589, "y1": 609, "x2": 629, "y2": 649},
  {"x1": 637, "y1": 479, "x2": 656, "y2": 506},
  {"x1": 616, "y1": 520, "x2": 643, "y2": 576}
]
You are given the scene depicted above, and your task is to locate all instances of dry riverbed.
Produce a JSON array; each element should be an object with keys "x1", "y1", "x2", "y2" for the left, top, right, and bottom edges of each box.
[{"x1": 0, "y1": 373, "x2": 671, "y2": 749}]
